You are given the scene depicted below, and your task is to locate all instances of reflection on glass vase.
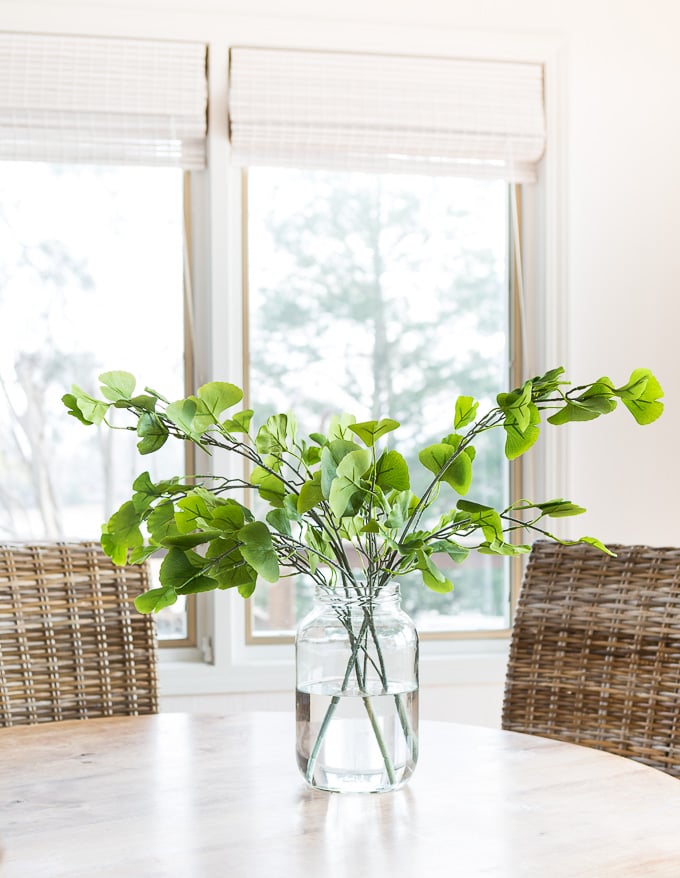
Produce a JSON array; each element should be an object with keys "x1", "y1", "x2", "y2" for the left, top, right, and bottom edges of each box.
[{"x1": 295, "y1": 582, "x2": 419, "y2": 793}]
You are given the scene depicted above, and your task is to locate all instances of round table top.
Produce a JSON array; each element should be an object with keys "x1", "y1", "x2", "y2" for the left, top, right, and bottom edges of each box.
[{"x1": 1, "y1": 712, "x2": 680, "y2": 877}]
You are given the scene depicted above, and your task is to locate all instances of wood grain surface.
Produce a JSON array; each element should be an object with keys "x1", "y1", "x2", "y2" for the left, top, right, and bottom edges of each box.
[{"x1": 1, "y1": 712, "x2": 680, "y2": 877}]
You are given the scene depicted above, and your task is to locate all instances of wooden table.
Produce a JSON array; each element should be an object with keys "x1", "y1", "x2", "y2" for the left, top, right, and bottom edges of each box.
[{"x1": 1, "y1": 713, "x2": 680, "y2": 877}]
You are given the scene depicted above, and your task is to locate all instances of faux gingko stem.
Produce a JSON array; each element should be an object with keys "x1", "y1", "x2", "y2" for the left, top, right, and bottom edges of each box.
[
  {"x1": 362, "y1": 695, "x2": 396, "y2": 786},
  {"x1": 305, "y1": 604, "x2": 399, "y2": 786}
]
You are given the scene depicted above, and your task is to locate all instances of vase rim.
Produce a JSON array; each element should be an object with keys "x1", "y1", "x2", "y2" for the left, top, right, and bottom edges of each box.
[{"x1": 313, "y1": 581, "x2": 400, "y2": 605}]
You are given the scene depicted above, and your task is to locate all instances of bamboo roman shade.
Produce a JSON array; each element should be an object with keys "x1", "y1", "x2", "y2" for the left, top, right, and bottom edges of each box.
[
  {"x1": 229, "y1": 47, "x2": 545, "y2": 182},
  {"x1": 0, "y1": 32, "x2": 208, "y2": 168}
]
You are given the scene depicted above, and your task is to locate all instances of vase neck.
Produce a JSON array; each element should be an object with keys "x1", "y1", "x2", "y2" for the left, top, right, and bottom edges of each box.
[{"x1": 314, "y1": 582, "x2": 400, "y2": 609}]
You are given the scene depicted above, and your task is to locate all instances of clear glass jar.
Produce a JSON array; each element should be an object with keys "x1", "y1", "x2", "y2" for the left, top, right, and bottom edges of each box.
[{"x1": 295, "y1": 582, "x2": 419, "y2": 793}]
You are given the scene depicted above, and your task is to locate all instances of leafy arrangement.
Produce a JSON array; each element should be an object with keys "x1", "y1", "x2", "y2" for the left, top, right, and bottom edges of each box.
[{"x1": 63, "y1": 366, "x2": 663, "y2": 613}]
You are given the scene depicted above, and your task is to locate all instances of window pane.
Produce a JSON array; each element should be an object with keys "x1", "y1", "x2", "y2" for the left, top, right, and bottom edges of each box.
[
  {"x1": 0, "y1": 162, "x2": 186, "y2": 640},
  {"x1": 247, "y1": 168, "x2": 510, "y2": 635}
]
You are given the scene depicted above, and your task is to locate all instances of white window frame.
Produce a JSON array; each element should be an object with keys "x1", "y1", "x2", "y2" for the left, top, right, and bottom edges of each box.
[{"x1": 158, "y1": 27, "x2": 567, "y2": 698}]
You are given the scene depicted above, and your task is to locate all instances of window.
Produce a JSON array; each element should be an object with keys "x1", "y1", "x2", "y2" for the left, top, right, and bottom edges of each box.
[
  {"x1": 245, "y1": 167, "x2": 512, "y2": 637},
  {"x1": 0, "y1": 161, "x2": 190, "y2": 640},
  {"x1": 0, "y1": 32, "x2": 207, "y2": 647},
  {"x1": 230, "y1": 45, "x2": 545, "y2": 642}
]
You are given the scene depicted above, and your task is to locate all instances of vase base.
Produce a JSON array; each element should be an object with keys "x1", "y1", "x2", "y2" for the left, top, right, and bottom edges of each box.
[
  {"x1": 300, "y1": 764, "x2": 414, "y2": 794},
  {"x1": 296, "y1": 685, "x2": 418, "y2": 794}
]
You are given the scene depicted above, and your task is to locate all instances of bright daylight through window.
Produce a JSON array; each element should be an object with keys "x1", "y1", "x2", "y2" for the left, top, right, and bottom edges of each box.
[
  {"x1": 247, "y1": 167, "x2": 511, "y2": 637},
  {"x1": 0, "y1": 162, "x2": 188, "y2": 640}
]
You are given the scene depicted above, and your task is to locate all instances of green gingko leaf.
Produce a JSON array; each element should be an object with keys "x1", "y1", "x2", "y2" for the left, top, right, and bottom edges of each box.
[
  {"x1": 613, "y1": 372, "x2": 649, "y2": 401},
  {"x1": 146, "y1": 501, "x2": 179, "y2": 542},
  {"x1": 238, "y1": 521, "x2": 279, "y2": 582},
  {"x1": 250, "y1": 466, "x2": 286, "y2": 508},
  {"x1": 577, "y1": 377, "x2": 616, "y2": 404},
  {"x1": 204, "y1": 537, "x2": 251, "y2": 588},
  {"x1": 208, "y1": 500, "x2": 252, "y2": 533},
  {"x1": 163, "y1": 530, "x2": 222, "y2": 549},
  {"x1": 143, "y1": 386, "x2": 170, "y2": 404},
  {"x1": 136, "y1": 412, "x2": 169, "y2": 454},
  {"x1": 214, "y1": 561, "x2": 257, "y2": 591},
  {"x1": 99, "y1": 370, "x2": 136, "y2": 402},
  {"x1": 304, "y1": 527, "x2": 332, "y2": 574},
  {"x1": 497, "y1": 380, "x2": 533, "y2": 432},
  {"x1": 546, "y1": 378, "x2": 620, "y2": 423},
  {"x1": 132, "y1": 472, "x2": 190, "y2": 513},
  {"x1": 320, "y1": 439, "x2": 361, "y2": 498},
  {"x1": 100, "y1": 532, "x2": 124, "y2": 566},
  {"x1": 127, "y1": 394, "x2": 158, "y2": 413},
  {"x1": 361, "y1": 520, "x2": 380, "y2": 534},
  {"x1": 102, "y1": 500, "x2": 144, "y2": 565},
  {"x1": 477, "y1": 539, "x2": 531, "y2": 556},
  {"x1": 301, "y1": 444, "x2": 322, "y2": 466},
  {"x1": 454, "y1": 396, "x2": 479, "y2": 430},
  {"x1": 399, "y1": 532, "x2": 427, "y2": 552},
  {"x1": 266, "y1": 508, "x2": 292, "y2": 536},
  {"x1": 416, "y1": 549, "x2": 454, "y2": 593},
  {"x1": 197, "y1": 381, "x2": 243, "y2": 420},
  {"x1": 456, "y1": 499, "x2": 504, "y2": 542},
  {"x1": 374, "y1": 450, "x2": 410, "y2": 491},
  {"x1": 384, "y1": 490, "x2": 417, "y2": 529},
  {"x1": 535, "y1": 499, "x2": 587, "y2": 518},
  {"x1": 66, "y1": 385, "x2": 110, "y2": 425},
  {"x1": 62, "y1": 392, "x2": 96, "y2": 426},
  {"x1": 222, "y1": 409, "x2": 254, "y2": 434},
  {"x1": 283, "y1": 494, "x2": 301, "y2": 518},
  {"x1": 166, "y1": 398, "x2": 203, "y2": 440},
  {"x1": 577, "y1": 535, "x2": 616, "y2": 556},
  {"x1": 128, "y1": 545, "x2": 158, "y2": 565},
  {"x1": 327, "y1": 413, "x2": 357, "y2": 441},
  {"x1": 532, "y1": 366, "x2": 567, "y2": 399},
  {"x1": 550, "y1": 535, "x2": 616, "y2": 557},
  {"x1": 308, "y1": 432, "x2": 328, "y2": 446},
  {"x1": 336, "y1": 449, "x2": 371, "y2": 483},
  {"x1": 576, "y1": 395, "x2": 618, "y2": 415},
  {"x1": 547, "y1": 401, "x2": 599, "y2": 425},
  {"x1": 418, "y1": 443, "x2": 472, "y2": 495},
  {"x1": 298, "y1": 472, "x2": 324, "y2": 514},
  {"x1": 428, "y1": 540, "x2": 470, "y2": 563},
  {"x1": 615, "y1": 368, "x2": 664, "y2": 425},
  {"x1": 329, "y1": 476, "x2": 366, "y2": 519},
  {"x1": 134, "y1": 586, "x2": 178, "y2": 614},
  {"x1": 255, "y1": 414, "x2": 290, "y2": 454},
  {"x1": 348, "y1": 418, "x2": 400, "y2": 447},
  {"x1": 503, "y1": 402, "x2": 540, "y2": 460},
  {"x1": 160, "y1": 548, "x2": 217, "y2": 592},
  {"x1": 174, "y1": 490, "x2": 216, "y2": 533}
]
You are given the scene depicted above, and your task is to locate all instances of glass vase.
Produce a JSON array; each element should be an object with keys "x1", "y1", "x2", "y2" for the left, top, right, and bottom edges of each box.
[{"x1": 295, "y1": 582, "x2": 419, "y2": 793}]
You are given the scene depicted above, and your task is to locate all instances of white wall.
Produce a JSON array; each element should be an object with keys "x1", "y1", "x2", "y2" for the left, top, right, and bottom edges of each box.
[{"x1": 3, "y1": 0, "x2": 678, "y2": 724}]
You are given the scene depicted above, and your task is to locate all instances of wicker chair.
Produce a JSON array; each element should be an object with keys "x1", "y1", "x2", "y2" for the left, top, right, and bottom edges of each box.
[
  {"x1": 502, "y1": 541, "x2": 680, "y2": 778},
  {"x1": 0, "y1": 541, "x2": 158, "y2": 726}
]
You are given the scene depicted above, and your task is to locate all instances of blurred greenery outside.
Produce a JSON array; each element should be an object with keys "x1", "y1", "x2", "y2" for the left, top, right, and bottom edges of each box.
[
  {"x1": 246, "y1": 168, "x2": 511, "y2": 635},
  {"x1": 0, "y1": 163, "x2": 187, "y2": 639}
]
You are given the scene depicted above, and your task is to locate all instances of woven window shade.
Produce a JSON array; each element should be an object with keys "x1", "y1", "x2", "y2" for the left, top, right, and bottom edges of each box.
[
  {"x1": 0, "y1": 32, "x2": 208, "y2": 168},
  {"x1": 229, "y1": 47, "x2": 545, "y2": 182}
]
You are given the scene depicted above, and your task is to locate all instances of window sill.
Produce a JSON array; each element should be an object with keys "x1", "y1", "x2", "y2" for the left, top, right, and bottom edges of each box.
[{"x1": 158, "y1": 636, "x2": 510, "y2": 697}]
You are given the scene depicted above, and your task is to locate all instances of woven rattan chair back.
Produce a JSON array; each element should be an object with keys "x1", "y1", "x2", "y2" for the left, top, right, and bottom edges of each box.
[
  {"x1": 502, "y1": 541, "x2": 680, "y2": 777},
  {"x1": 0, "y1": 541, "x2": 159, "y2": 726}
]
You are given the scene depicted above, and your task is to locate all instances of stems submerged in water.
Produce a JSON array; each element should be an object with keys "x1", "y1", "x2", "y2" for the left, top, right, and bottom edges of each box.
[{"x1": 300, "y1": 584, "x2": 418, "y2": 790}]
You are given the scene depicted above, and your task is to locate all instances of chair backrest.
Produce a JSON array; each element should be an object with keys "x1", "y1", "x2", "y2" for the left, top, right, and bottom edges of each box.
[
  {"x1": 502, "y1": 541, "x2": 680, "y2": 778},
  {"x1": 0, "y1": 541, "x2": 158, "y2": 726}
]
